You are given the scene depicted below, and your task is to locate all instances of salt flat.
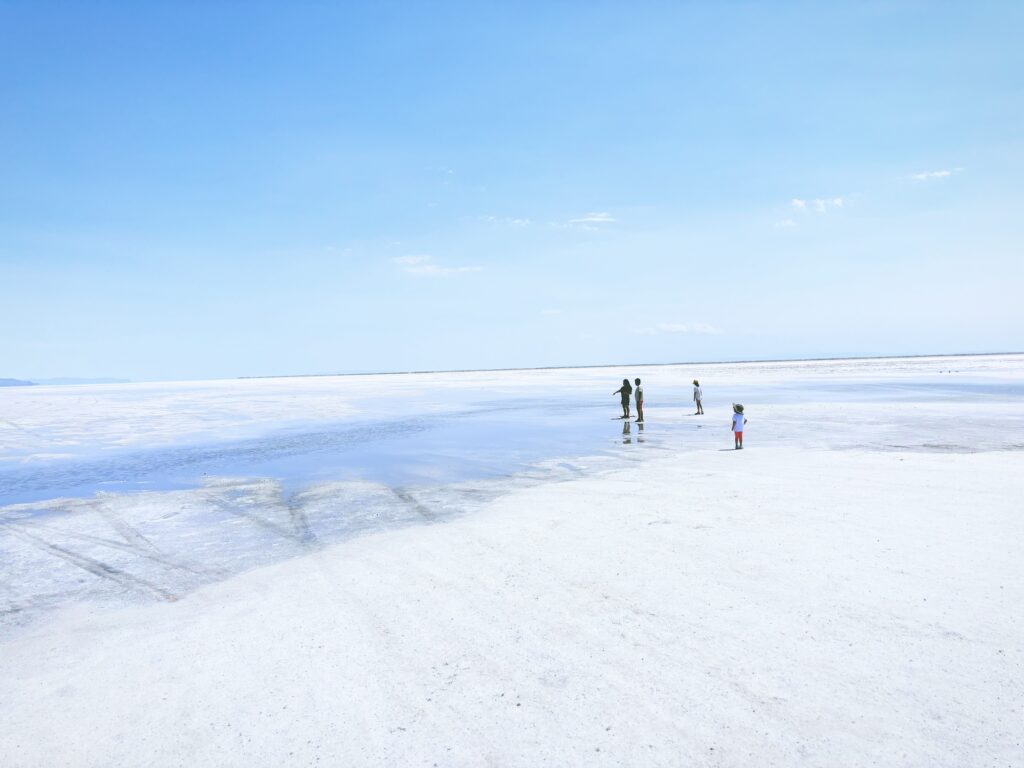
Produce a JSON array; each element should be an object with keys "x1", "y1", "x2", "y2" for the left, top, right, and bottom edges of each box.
[{"x1": 1, "y1": 355, "x2": 1022, "y2": 767}]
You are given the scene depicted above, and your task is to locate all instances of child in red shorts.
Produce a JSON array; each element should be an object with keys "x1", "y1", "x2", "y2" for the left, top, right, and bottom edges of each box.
[{"x1": 731, "y1": 403, "x2": 747, "y2": 449}]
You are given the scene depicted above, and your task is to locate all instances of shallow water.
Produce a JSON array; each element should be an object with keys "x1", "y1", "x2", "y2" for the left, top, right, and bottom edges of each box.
[
  {"x1": 0, "y1": 399, "x2": 688, "y2": 507},
  {"x1": 2, "y1": 368, "x2": 1023, "y2": 508}
]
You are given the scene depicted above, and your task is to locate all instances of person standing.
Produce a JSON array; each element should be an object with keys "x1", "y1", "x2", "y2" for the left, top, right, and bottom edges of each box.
[
  {"x1": 731, "y1": 403, "x2": 747, "y2": 449},
  {"x1": 613, "y1": 378, "x2": 633, "y2": 419},
  {"x1": 634, "y1": 378, "x2": 644, "y2": 423},
  {"x1": 693, "y1": 379, "x2": 703, "y2": 415}
]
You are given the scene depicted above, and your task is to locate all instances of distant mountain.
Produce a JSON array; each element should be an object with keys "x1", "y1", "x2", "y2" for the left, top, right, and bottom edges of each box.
[{"x1": 0, "y1": 378, "x2": 36, "y2": 387}]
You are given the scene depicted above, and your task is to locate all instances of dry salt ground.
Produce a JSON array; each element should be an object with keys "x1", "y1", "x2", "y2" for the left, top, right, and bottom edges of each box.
[{"x1": 1, "y1": 355, "x2": 1022, "y2": 767}]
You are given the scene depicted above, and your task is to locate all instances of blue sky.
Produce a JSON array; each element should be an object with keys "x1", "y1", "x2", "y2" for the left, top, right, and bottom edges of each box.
[{"x1": 2, "y1": 1, "x2": 1022, "y2": 380}]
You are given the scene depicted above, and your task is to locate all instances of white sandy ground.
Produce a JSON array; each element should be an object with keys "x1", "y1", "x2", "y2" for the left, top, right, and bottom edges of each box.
[{"x1": 2, "y1": 446, "x2": 1022, "y2": 767}]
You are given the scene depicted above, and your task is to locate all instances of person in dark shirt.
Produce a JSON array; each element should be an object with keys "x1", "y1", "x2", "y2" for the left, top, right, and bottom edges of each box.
[{"x1": 613, "y1": 378, "x2": 633, "y2": 419}]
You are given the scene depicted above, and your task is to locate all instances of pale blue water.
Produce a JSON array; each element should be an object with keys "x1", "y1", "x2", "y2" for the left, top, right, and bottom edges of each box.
[
  {"x1": 2, "y1": 375, "x2": 1021, "y2": 508},
  {"x1": 0, "y1": 397, "x2": 683, "y2": 507}
]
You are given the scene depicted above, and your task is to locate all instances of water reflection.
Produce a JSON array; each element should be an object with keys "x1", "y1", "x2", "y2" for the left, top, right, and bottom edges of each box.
[{"x1": 2, "y1": 399, "x2": 677, "y2": 507}]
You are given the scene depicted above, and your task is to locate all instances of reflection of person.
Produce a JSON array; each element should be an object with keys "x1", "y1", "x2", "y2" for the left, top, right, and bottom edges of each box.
[
  {"x1": 731, "y1": 403, "x2": 747, "y2": 449},
  {"x1": 693, "y1": 379, "x2": 703, "y2": 415},
  {"x1": 613, "y1": 378, "x2": 633, "y2": 419},
  {"x1": 634, "y1": 378, "x2": 644, "y2": 423},
  {"x1": 622, "y1": 420, "x2": 632, "y2": 443}
]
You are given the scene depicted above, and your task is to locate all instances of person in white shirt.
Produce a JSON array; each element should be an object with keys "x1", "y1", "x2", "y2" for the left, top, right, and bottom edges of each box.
[
  {"x1": 634, "y1": 378, "x2": 644, "y2": 423},
  {"x1": 693, "y1": 379, "x2": 703, "y2": 415},
  {"x1": 731, "y1": 403, "x2": 747, "y2": 449}
]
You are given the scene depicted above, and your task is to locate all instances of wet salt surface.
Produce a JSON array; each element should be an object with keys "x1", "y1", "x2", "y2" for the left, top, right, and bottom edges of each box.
[
  {"x1": 0, "y1": 400, "x2": 671, "y2": 507},
  {"x1": 2, "y1": 356, "x2": 1023, "y2": 634}
]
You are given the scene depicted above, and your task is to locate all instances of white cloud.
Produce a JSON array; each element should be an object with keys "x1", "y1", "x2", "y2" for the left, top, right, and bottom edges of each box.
[
  {"x1": 408, "y1": 264, "x2": 482, "y2": 276},
  {"x1": 480, "y1": 215, "x2": 531, "y2": 226},
  {"x1": 792, "y1": 197, "x2": 844, "y2": 213},
  {"x1": 635, "y1": 322, "x2": 724, "y2": 336},
  {"x1": 553, "y1": 211, "x2": 619, "y2": 232},
  {"x1": 910, "y1": 168, "x2": 964, "y2": 181},
  {"x1": 567, "y1": 212, "x2": 616, "y2": 225},
  {"x1": 774, "y1": 219, "x2": 798, "y2": 228},
  {"x1": 391, "y1": 255, "x2": 481, "y2": 276}
]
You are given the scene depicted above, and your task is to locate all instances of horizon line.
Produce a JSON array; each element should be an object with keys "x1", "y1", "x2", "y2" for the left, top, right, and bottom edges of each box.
[
  {"x1": 236, "y1": 350, "x2": 1023, "y2": 382},
  {"x1": 12, "y1": 350, "x2": 1021, "y2": 387}
]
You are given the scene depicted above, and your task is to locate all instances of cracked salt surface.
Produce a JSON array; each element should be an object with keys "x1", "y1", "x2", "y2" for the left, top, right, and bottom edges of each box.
[{"x1": 1, "y1": 354, "x2": 1022, "y2": 636}]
